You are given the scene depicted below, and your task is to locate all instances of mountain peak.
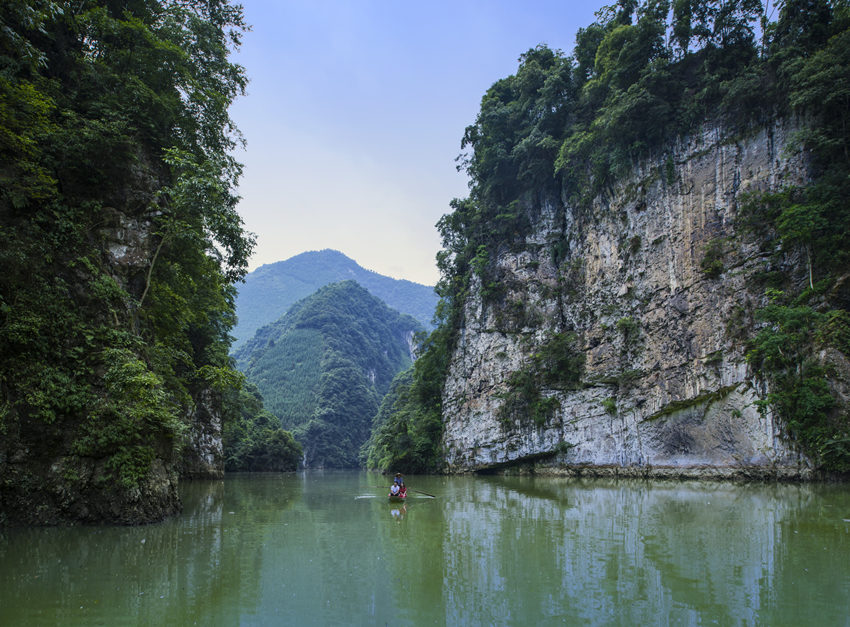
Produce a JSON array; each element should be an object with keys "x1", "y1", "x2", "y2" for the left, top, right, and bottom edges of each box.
[
  {"x1": 235, "y1": 279, "x2": 422, "y2": 469},
  {"x1": 232, "y1": 250, "x2": 437, "y2": 349}
]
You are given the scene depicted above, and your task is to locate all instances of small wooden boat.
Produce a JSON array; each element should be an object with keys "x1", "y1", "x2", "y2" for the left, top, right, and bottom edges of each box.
[{"x1": 388, "y1": 488, "x2": 407, "y2": 502}]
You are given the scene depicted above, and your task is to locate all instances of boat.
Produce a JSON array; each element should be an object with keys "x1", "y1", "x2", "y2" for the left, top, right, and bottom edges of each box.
[{"x1": 388, "y1": 488, "x2": 407, "y2": 502}]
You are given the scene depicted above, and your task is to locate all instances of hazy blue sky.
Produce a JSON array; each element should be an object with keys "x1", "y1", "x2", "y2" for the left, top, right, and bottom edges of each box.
[{"x1": 230, "y1": 1, "x2": 601, "y2": 285}]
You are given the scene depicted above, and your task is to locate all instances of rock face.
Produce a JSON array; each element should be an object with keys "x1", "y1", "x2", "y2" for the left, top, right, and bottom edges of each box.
[
  {"x1": 0, "y1": 444, "x2": 181, "y2": 526},
  {"x1": 180, "y1": 389, "x2": 225, "y2": 479},
  {"x1": 442, "y1": 121, "x2": 814, "y2": 478}
]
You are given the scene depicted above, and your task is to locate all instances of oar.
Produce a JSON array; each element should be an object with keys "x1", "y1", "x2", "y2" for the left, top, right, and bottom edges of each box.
[{"x1": 410, "y1": 488, "x2": 436, "y2": 498}]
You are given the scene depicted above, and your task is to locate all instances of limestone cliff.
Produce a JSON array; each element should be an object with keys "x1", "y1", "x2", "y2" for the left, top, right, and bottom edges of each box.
[
  {"x1": 179, "y1": 390, "x2": 225, "y2": 479},
  {"x1": 442, "y1": 121, "x2": 816, "y2": 478}
]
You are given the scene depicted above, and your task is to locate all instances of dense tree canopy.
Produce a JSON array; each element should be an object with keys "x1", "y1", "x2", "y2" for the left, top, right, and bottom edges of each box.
[
  {"x1": 222, "y1": 382, "x2": 302, "y2": 472},
  {"x1": 237, "y1": 281, "x2": 422, "y2": 469},
  {"x1": 0, "y1": 0, "x2": 260, "y2": 522}
]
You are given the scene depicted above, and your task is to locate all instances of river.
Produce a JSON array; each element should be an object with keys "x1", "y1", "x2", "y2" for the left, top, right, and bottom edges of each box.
[{"x1": 1, "y1": 472, "x2": 848, "y2": 625}]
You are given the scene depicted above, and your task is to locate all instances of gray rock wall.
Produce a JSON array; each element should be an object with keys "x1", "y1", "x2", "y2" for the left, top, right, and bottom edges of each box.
[
  {"x1": 442, "y1": 121, "x2": 813, "y2": 478},
  {"x1": 180, "y1": 389, "x2": 225, "y2": 479}
]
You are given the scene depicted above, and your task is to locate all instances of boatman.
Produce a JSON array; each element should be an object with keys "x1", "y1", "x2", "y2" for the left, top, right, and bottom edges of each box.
[{"x1": 393, "y1": 473, "x2": 404, "y2": 489}]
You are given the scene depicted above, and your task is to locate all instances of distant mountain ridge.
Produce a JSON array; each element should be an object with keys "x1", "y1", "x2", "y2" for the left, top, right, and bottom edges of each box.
[
  {"x1": 231, "y1": 249, "x2": 438, "y2": 350},
  {"x1": 234, "y1": 281, "x2": 421, "y2": 468}
]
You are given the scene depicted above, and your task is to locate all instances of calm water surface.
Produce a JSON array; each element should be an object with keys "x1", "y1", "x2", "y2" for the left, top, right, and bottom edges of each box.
[{"x1": 1, "y1": 472, "x2": 849, "y2": 625}]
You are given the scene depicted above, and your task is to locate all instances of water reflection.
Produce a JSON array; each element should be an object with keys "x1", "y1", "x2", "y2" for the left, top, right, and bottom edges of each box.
[
  {"x1": 0, "y1": 474, "x2": 301, "y2": 625},
  {"x1": 390, "y1": 504, "x2": 407, "y2": 521},
  {"x1": 0, "y1": 473, "x2": 848, "y2": 625},
  {"x1": 438, "y1": 477, "x2": 850, "y2": 625}
]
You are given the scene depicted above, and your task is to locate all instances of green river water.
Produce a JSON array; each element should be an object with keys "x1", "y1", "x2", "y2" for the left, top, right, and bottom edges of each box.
[{"x1": 1, "y1": 472, "x2": 849, "y2": 625}]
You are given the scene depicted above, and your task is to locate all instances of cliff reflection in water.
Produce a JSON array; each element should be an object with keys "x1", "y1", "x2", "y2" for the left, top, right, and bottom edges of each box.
[
  {"x1": 439, "y1": 476, "x2": 849, "y2": 625},
  {"x1": 0, "y1": 475, "x2": 301, "y2": 625},
  {"x1": 1, "y1": 473, "x2": 848, "y2": 625}
]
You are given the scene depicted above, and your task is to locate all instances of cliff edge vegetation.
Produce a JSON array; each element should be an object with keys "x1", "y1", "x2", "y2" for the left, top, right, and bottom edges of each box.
[
  {"x1": 379, "y1": 0, "x2": 850, "y2": 474},
  {"x1": 0, "y1": 1, "x2": 265, "y2": 524}
]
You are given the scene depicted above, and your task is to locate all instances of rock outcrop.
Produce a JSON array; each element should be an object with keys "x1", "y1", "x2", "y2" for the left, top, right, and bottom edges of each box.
[
  {"x1": 180, "y1": 389, "x2": 225, "y2": 479},
  {"x1": 442, "y1": 121, "x2": 814, "y2": 478}
]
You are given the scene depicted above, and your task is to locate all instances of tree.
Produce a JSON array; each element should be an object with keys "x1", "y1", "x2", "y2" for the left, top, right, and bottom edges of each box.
[
  {"x1": 222, "y1": 383, "x2": 302, "y2": 472},
  {"x1": 0, "y1": 0, "x2": 254, "y2": 524},
  {"x1": 671, "y1": 0, "x2": 694, "y2": 55}
]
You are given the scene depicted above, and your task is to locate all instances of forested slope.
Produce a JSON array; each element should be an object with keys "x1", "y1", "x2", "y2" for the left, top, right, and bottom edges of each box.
[{"x1": 236, "y1": 281, "x2": 421, "y2": 468}]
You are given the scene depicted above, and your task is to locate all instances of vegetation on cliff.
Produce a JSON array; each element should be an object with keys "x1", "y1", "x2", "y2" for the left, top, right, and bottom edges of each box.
[
  {"x1": 362, "y1": 329, "x2": 448, "y2": 473},
  {"x1": 0, "y1": 0, "x2": 262, "y2": 523},
  {"x1": 222, "y1": 382, "x2": 302, "y2": 472},
  {"x1": 496, "y1": 331, "x2": 585, "y2": 427},
  {"x1": 236, "y1": 281, "x2": 421, "y2": 469},
  {"x1": 381, "y1": 0, "x2": 850, "y2": 472}
]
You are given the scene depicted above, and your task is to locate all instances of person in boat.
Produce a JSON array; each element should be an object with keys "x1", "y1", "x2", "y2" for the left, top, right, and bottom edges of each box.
[{"x1": 389, "y1": 473, "x2": 407, "y2": 499}]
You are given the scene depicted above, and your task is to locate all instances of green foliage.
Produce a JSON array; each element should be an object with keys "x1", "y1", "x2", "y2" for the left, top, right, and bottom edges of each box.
[
  {"x1": 363, "y1": 366, "x2": 445, "y2": 474},
  {"x1": 602, "y1": 397, "x2": 618, "y2": 416},
  {"x1": 71, "y1": 348, "x2": 183, "y2": 489},
  {"x1": 237, "y1": 281, "x2": 421, "y2": 469},
  {"x1": 730, "y1": 2, "x2": 850, "y2": 471},
  {"x1": 497, "y1": 332, "x2": 584, "y2": 426},
  {"x1": 471, "y1": 244, "x2": 489, "y2": 277},
  {"x1": 362, "y1": 318, "x2": 457, "y2": 473},
  {"x1": 664, "y1": 154, "x2": 677, "y2": 184},
  {"x1": 498, "y1": 368, "x2": 557, "y2": 426},
  {"x1": 238, "y1": 327, "x2": 324, "y2": 428},
  {"x1": 746, "y1": 296, "x2": 850, "y2": 471},
  {"x1": 553, "y1": 440, "x2": 574, "y2": 455},
  {"x1": 221, "y1": 382, "x2": 302, "y2": 472},
  {"x1": 616, "y1": 316, "x2": 640, "y2": 344},
  {"x1": 293, "y1": 356, "x2": 380, "y2": 468},
  {"x1": 700, "y1": 238, "x2": 727, "y2": 278},
  {"x1": 0, "y1": 0, "x2": 254, "y2": 519},
  {"x1": 534, "y1": 331, "x2": 586, "y2": 387}
]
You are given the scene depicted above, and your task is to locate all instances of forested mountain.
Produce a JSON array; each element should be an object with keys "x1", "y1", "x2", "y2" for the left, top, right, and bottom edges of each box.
[
  {"x1": 231, "y1": 249, "x2": 437, "y2": 348},
  {"x1": 0, "y1": 0, "x2": 268, "y2": 524},
  {"x1": 363, "y1": 366, "x2": 443, "y2": 473},
  {"x1": 221, "y1": 381, "x2": 302, "y2": 472},
  {"x1": 235, "y1": 281, "x2": 421, "y2": 468},
  {"x1": 376, "y1": 0, "x2": 850, "y2": 475}
]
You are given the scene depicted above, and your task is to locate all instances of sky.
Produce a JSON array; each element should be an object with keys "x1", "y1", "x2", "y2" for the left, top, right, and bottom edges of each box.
[{"x1": 229, "y1": 1, "x2": 603, "y2": 286}]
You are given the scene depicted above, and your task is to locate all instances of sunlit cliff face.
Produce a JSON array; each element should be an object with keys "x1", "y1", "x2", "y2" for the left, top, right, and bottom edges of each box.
[{"x1": 442, "y1": 120, "x2": 816, "y2": 478}]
